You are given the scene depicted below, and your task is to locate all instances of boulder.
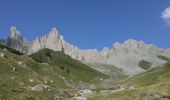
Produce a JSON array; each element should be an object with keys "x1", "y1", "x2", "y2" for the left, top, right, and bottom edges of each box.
[
  {"x1": 17, "y1": 61, "x2": 25, "y2": 66},
  {"x1": 78, "y1": 89, "x2": 93, "y2": 96},
  {"x1": 0, "y1": 52, "x2": 5, "y2": 59},
  {"x1": 152, "y1": 92, "x2": 161, "y2": 100},
  {"x1": 73, "y1": 96, "x2": 87, "y2": 100},
  {"x1": 30, "y1": 84, "x2": 49, "y2": 91}
]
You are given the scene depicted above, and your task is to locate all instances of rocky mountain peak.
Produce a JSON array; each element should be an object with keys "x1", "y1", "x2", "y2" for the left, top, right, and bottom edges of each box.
[
  {"x1": 10, "y1": 26, "x2": 22, "y2": 39},
  {"x1": 51, "y1": 27, "x2": 58, "y2": 32},
  {"x1": 7, "y1": 26, "x2": 29, "y2": 54},
  {"x1": 28, "y1": 27, "x2": 65, "y2": 54},
  {"x1": 124, "y1": 39, "x2": 144, "y2": 47},
  {"x1": 48, "y1": 27, "x2": 59, "y2": 38},
  {"x1": 112, "y1": 39, "x2": 145, "y2": 50}
]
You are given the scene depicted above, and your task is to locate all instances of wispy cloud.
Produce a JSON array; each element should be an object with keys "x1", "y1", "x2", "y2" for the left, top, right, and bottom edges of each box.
[{"x1": 161, "y1": 7, "x2": 170, "y2": 25}]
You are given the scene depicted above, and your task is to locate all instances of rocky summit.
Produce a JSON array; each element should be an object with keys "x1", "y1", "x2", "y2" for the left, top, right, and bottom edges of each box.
[
  {"x1": 6, "y1": 26, "x2": 29, "y2": 54},
  {"x1": 5, "y1": 26, "x2": 170, "y2": 75}
]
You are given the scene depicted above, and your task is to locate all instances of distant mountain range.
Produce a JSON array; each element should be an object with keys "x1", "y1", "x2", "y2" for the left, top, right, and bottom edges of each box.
[{"x1": 1, "y1": 26, "x2": 170, "y2": 75}]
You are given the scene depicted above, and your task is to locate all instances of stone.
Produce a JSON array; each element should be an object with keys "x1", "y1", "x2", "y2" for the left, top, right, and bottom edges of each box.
[
  {"x1": 17, "y1": 61, "x2": 24, "y2": 66},
  {"x1": 78, "y1": 89, "x2": 93, "y2": 96},
  {"x1": 47, "y1": 88, "x2": 53, "y2": 92},
  {"x1": 73, "y1": 96, "x2": 87, "y2": 100},
  {"x1": 58, "y1": 90, "x2": 71, "y2": 98},
  {"x1": 30, "y1": 85, "x2": 43, "y2": 91},
  {"x1": 11, "y1": 77, "x2": 15, "y2": 80},
  {"x1": 0, "y1": 53, "x2": 5, "y2": 59},
  {"x1": 44, "y1": 81, "x2": 48, "y2": 84},
  {"x1": 29, "y1": 79, "x2": 34, "y2": 83},
  {"x1": 116, "y1": 84, "x2": 125, "y2": 90},
  {"x1": 151, "y1": 92, "x2": 161, "y2": 100},
  {"x1": 50, "y1": 80, "x2": 54, "y2": 83},
  {"x1": 30, "y1": 84, "x2": 49, "y2": 91}
]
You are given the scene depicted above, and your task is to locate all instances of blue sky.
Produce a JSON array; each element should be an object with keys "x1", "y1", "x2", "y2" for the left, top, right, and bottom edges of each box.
[{"x1": 0, "y1": 0, "x2": 170, "y2": 50}]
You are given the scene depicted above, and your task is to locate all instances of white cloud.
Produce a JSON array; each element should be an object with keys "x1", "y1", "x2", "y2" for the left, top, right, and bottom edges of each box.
[{"x1": 161, "y1": 7, "x2": 170, "y2": 25}]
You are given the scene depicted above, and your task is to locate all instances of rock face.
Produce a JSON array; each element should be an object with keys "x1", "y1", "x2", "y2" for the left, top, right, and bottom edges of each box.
[
  {"x1": 7, "y1": 26, "x2": 29, "y2": 54},
  {"x1": 28, "y1": 27, "x2": 105, "y2": 63},
  {"x1": 6, "y1": 26, "x2": 170, "y2": 75},
  {"x1": 106, "y1": 39, "x2": 168, "y2": 75},
  {"x1": 28, "y1": 27, "x2": 65, "y2": 54}
]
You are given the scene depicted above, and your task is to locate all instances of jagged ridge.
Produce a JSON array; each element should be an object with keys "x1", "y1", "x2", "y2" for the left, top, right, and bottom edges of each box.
[{"x1": 4, "y1": 26, "x2": 170, "y2": 75}]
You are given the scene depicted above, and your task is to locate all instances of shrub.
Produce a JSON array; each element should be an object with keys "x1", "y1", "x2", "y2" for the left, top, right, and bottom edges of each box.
[{"x1": 138, "y1": 60, "x2": 152, "y2": 70}]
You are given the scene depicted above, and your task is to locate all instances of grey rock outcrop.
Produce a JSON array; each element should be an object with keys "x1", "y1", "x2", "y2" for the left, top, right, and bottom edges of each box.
[{"x1": 7, "y1": 26, "x2": 29, "y2": 54}]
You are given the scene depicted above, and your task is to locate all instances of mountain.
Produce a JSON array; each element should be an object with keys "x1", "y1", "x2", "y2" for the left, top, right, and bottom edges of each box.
[
  {"x1": 28, "y1": 27, "x2": 105, "y2": 63},
  {"x1": 104, "y1": 39, "x2": 169, "y2": 75},
  {"x1": 6, "y1": 26, "x2": 170, "y2": 75}
]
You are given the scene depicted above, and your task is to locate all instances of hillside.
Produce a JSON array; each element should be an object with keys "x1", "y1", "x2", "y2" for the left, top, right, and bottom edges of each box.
[
  {"x1": 88, "y1": 56, "x2": 170, "y2": 100},
  {"x1": 0, "y1": 47, "x2": 108, "y2": 99},
  {"x1": 30, "y1": 48, "x2": 108, "y2": 84}
]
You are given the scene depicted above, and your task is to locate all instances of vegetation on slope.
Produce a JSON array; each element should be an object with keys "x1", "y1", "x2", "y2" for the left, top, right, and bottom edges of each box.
[
  {"x1": 0, "y1": 44, "x2": 23, "y2": 55},
  {"x1": 138, "y1": 60, "x2": 152, "y2": 70},
  {"x1": 30, "y1": 48, "x2": 108, "y2": 83},
  {"x1": 0, "y1": 48, "x2": 108, "y2": 99}
]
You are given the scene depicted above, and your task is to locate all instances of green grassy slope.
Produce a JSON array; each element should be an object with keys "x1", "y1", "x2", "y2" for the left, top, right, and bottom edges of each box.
[
  {"x1": 85, "y1": 62, "x2": 125, "y2": 78},
  {"x1": 0, "y1": 47, "x2": 108, "y2": 99},
  {"x1": 30, "y1": 48, "x2": 108, "y2": 83}
]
